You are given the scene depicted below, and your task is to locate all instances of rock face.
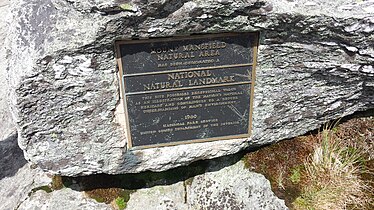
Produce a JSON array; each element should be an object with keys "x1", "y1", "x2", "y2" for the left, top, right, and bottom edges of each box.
[
  {"x1": 126, "y1": 182, "x2": 189, "y2": 210},
  {"x1": 2, "y1": 158, "x2": 287, "y2": 210},
  {"x1": 17, "y1": 188, "x2": 112, "y2": 210},
  {"x1": 125, "y1": 160, "x2": 287, "y2": 210},
  {"x1": 6, "y1": 0, "x2": 374, "y2": 175},
  {"x1": 0, "y1": 133, "x2": 52, "y2": 210},
  {"x1": 0, "y1": 2, "x2": 40, "y2": 209},
  {"x1": 186, "y1": 160, "x2": 287, "y2": 210},
  {"x1": 0, "y1": 0, "x2": 15, "y2": 139}
]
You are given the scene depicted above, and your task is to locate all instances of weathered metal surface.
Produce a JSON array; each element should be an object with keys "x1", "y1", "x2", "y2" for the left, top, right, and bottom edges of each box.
[{"x1": 116, "y1": 33, "x2": 258, "y2": 149}]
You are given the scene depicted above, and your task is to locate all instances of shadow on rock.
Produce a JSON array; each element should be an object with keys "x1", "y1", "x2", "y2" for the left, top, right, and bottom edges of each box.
[
  {"x1": 0, "y1": 133, "x2": 28, "y2": 180},
  {"x1": 62, "y1": 151, "x2": 246, "y2": 191}
]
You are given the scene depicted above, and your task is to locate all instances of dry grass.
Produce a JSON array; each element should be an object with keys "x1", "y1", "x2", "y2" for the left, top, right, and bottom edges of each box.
[
  {"x1": 244, "y1": 116, "x2": 373, "y2": 210},
  {"x1": 85, "y1": 188, "x2": 124, "y2": 203},
  {"x1": 243, "y1": 135, "x2": 317, "y2": 206},
  {"x1": 293, "y1": 124, "x2": 373, "y2": 210}
]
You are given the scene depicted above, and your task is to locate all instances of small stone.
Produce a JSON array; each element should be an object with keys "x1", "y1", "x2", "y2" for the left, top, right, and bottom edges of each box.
[
  {"x1": 338, "y1": 5, "x2": 355, "y2": 10},
  {"x1": 345, "y1": 22, "x2": 360, "y2": 32},
  {"x1": 345, "y1": 46, "x2": 359, "y2": 53},
  {"x1": 59, "y1": 56, "x2": 73, "y2": 64},
  {"x1": 361, "y1": 65, "x2": 374, "y2": 74},
  {"x1": 119, "y1": 3, "x2": 138, "y2": 12},
  {"x1": 340, "y1": 64, "x2": 361, "y2": 71},
  {"x1": 304, "y1": 1, "x2": 317, "y2": 6},
  {"x1": 52, "y1": 64, "x2": 66, "y2": 79},
  {"x1": 198, "y1": 14, "x2": 209, "y2": 19},
  {"x1": 147, "y1": 27, "x2": 164, "y2": 33}
]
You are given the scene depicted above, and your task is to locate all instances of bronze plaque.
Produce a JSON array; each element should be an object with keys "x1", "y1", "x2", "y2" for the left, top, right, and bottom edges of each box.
[{"x1": 116, "y1": 33, "x2": 258, "y2": 149}]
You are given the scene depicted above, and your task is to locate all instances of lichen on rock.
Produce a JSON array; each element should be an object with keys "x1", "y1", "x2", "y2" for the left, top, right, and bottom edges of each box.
[{"x1": 5, "y1": 0, "x2": 374, "y2": 176}]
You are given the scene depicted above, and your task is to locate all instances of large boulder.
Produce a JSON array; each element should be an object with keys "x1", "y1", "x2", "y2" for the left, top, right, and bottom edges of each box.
[
  {"x1": 0, "y1": 0, "x2": 15, "y2": 139},
  {"x1": 0, "y1": 2, "x2": 40, "y2": 209},
  {"x1": 6, "y1": 0, "x2": 374, "y2": 175}
]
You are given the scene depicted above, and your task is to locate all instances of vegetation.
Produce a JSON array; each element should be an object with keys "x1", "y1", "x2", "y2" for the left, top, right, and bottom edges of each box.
[
  {"x1": 244, "y1": 134, "x2": 315, "y2": 206},
  {"x1": 294, "y1": 123, "x2": 372, "y2": 210},
  {"x1": 289, "y1": 166, "x2": 302, "y2": 184},
  {"x1": 51, "y1": 175, "x2": 64, "y2": 190},
  {"x1": 115, "y1": 196, "x2": 127, "y2": 210},
  {"x1": 29, "y1": 175, "x2": 65, "y2": 196},
  {"x1": 84, "y1": 188, "x2": 134, "y2": 209},
  {"x1": 28, "y1": 185, "x2": 53, "y2": 196},
  {"x1": 244, "y1": 116, "x2": 373, "y2": 209}
]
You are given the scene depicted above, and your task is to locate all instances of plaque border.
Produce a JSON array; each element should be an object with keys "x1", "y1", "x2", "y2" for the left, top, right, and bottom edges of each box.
[{"x1": 115, "y1": 32, "x2": 259, "y2": 150}]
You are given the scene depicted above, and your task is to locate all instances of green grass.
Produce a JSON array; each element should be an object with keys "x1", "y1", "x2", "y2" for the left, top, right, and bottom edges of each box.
[
  {"x1": 115, "y1": 197, "x2": 127, "y2": 210},
  {"x1": 289, "y1": 166, "x2": 302, "y2": 184},
  {"x1": 28, "y1": 186, "x2": 53, "y2": 196}
]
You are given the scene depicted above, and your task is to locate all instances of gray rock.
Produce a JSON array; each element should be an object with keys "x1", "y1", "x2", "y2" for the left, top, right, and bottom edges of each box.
[
  {"x1": 5, "y1": 0, "x2": 374, "y2": 176},
  {"x1": 0, "y1": 164, "x2": 51, "y2": 210},
  {"x1": 126, "y1": 182, "x2": 189, "y2": 210},
  {"x1": 17, "y1": 188, "x2": 111, "y2": 210},
  {"x1": 0, "y1": 134, "x2": 52, "y2": 210},
  {"x1": 186, "y1": 160, "x2": 288, "y2": 210},
  {"x1": 127, "y1": 159, "x2": 287, "y2": 210},
  {"x1": 0, "y1": 0, "x2": 15, "y2": 139},
  {"x1": 0, "y1": 133, "x2": 27, "y2": 180},
  {"x1": 5, "y1": 159, "x2": 286, "y2": 210},
  {"x1": 0, "y1": 3, "x2": 42, "y2": 209}
]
